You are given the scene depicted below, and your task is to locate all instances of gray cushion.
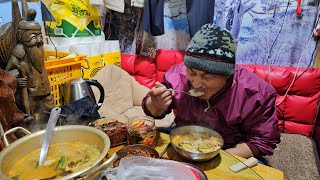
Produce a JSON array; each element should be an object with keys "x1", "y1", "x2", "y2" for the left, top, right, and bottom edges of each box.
[{"x1": 263, "y1": 133, "x2": 320, "y2": 180}]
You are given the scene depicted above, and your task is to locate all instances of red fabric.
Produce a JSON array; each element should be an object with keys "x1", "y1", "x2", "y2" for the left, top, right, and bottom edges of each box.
[
  {"x1": 296, "y1": 0, "x2": 302, "y2": 15},
  {"x1": 155, "y1": 49, "x2": 184, "y2": 82},
  {"x1": 120, "y1": 49, "x2": 320, "y2": 139},
  {"x1": 121, "y1": 54, "x2": 136, "y2": 75},
  {"x1": 121, "y1": 54, "x2": 156, "y2": 89},
  {"x1": 241, "y1": 64, "x2": 320, "y2": 138}
]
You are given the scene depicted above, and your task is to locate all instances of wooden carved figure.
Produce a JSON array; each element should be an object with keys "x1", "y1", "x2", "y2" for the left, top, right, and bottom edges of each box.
[{"x1": 0, "y1": 1, "x2": 54, "y2": 121}]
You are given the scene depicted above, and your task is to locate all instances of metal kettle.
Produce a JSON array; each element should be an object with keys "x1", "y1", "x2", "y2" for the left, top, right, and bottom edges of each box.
[{"x1": 63, "y1": 78, "x2": 104, "y2": 109}]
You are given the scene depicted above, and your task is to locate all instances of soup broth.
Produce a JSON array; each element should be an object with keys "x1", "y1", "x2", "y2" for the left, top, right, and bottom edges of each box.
[
  {"x1": 7, "y1": 142, "x2": 100, "y2": 180},
  {"x1": 172, "y1": 132, "x2": 222, "y2": 153}
]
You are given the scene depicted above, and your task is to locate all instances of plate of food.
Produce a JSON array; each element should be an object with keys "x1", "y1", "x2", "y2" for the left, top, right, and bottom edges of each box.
[
  {"x1": 112, "y1": 144, "x2": 159, "y2": 167},
  {"x1": 90, "y1": 118, "x2": 128, "y2": 147},
  {"x1": 182, "y1": 162, "x2": 208, "y2": 180}
]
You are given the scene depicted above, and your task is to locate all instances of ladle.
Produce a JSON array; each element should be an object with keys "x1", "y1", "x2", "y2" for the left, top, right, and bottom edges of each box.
[{"x1": 38, "y1": 107, "x2": 62, "y2": 165}]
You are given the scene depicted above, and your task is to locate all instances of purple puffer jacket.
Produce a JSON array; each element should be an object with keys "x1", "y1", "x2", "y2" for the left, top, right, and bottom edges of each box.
[{"x1": 142, "y1": 63, "x2": 281, "y2": 157}]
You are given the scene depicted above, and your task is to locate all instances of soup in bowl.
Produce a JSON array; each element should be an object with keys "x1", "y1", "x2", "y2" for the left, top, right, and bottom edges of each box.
[{"x1": 170, "y1": 125, "x2": 224, "y2": 162}]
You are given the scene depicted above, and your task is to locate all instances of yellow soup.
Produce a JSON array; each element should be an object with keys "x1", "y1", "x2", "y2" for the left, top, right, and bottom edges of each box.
[
  {"x1": 172, "y1": 132, "x2": 222, "y2": 153},
  {"x1": 7, "y1": 142, "x2": 101, "y2": 180}
]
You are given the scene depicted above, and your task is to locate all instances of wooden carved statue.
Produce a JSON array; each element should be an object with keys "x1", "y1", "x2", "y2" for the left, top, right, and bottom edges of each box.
[
  {"x1": 0, "y1": 0, "x2": 54, "y2": 122},
  {"x1": 0, "y1": 69, "x2": 25, "y2": 151}
]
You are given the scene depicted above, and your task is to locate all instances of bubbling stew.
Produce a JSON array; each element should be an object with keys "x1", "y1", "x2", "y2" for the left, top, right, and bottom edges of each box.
[{"x1": 7, "y1": 142, "x2": 100, "y2": 180}]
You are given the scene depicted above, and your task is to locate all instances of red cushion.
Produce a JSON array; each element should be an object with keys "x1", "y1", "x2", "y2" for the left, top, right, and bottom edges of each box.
[
  {"x1": 241, "y1": 65, "x2": 292, "y2": 95},
  {"x1": 121, "y1": 54, "x2": 136, "y2": 75},
  {"x1": 282, "y1": 121, "x2": 313, "y2": 136},
  {"x1": 291, "y1": 68, "x2": 320, "y2": 96},
  {"x1": 121, "y1": 54, "x2": 156, "y2": 89},
  {"x1": 155, "y1": 49, "x2": 185, "y2": 82},
  {"x1": 241, "y1": 64, "x2": 320, "y2": 137},
  {"x1": 285, "y1": 94, "x2": 319, "y2": 125},
  {"x1": 275, "y1": 97, "x2": 286, "y2": 123}
]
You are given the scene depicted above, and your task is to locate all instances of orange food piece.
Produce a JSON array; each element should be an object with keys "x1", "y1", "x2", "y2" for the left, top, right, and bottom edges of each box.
[
  {"x1": 140, "y1": 136, "x2": 156, "y2": 147},
  {"x1": 132, "y1": 119, "x2": 145, "y2": 128}
]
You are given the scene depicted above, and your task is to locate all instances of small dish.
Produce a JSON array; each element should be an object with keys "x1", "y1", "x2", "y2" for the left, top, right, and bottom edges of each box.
[
  {"x1": 182, "y1": 162, "x2": 208, "y2": 180},
  {"x1": 89, "y1": 118, "x2": 128, "y2": 147}
]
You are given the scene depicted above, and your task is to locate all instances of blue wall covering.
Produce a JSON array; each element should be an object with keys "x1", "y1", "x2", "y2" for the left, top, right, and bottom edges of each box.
[
  {"x1": 143, "y1": 0, "x2": 317, "y2": 67},
  {"x1": 214, "y1": 0, "x2": 317, "y2": 67}
]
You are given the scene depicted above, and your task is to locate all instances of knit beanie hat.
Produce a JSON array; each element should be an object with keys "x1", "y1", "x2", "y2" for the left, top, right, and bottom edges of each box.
[{"x1": 184, "y1": 24, "x2": 236, "y2": 76}]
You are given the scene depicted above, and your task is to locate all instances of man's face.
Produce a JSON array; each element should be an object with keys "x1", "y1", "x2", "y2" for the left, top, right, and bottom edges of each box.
[
  {"x1": 186, "y1": 67, "x2": 229, "y2": 100},
  {"x1": 20, "y1": 29, "x2": 43, "y2": 47}
]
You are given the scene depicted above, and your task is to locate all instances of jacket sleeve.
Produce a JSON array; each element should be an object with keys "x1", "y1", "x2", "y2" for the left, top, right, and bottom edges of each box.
[
  {"x1": 241, "y1": 92, "x2": 281, "y2": 157},
  {"x1": 141, "y1": 75, "x2": 174, "y2": 119}
]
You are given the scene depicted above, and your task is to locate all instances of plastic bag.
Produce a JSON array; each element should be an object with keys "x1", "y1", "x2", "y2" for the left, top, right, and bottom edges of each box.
[
  {"x1": 116, "y1": 156, "x2": 196, "y2": 180},
  {"x1": 44, "y1": 0, "x2": 101, "y2": 38}
]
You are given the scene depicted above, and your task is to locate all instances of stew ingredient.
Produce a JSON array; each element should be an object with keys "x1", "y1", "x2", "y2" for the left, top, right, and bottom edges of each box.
[
  {"x1": 7, "y1": 142, "x2": 100, "y2": 180},
  {"x1": 172, "y1": 132, "x2": 222, "y2": 153}
]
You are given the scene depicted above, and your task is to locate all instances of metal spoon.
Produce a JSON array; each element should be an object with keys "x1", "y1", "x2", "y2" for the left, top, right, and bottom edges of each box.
[
  {"x1": 166, "y1": 88, "x2": 194, "y2": 96},
  {"x1": 166, "y1": 88, "x2": 204, "y2": 97},
  {"x1": 159, "y1": 143, "x2": 171, "y2": 158},
  {"x1": 38, "y1": 107, "x2": 62, "y2": 165}
]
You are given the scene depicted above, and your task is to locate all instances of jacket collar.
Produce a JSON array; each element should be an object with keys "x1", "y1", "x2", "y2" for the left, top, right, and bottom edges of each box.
[{"x1": 208, "y1": 75, "x2": 234, "y2": 103}]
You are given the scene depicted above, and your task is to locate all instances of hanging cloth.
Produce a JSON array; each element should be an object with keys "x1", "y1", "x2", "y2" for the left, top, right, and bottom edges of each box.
[
  {"x1": 131, "y1": 0, "x2": 144, "y2": 8},
  {"x1": 142, "y1": 0, "x2": 164, "y2": 36},
  {"x1": 186, "y1": 0, "x2": 215, "y2": 37},
  {"x1": 89, "y1": 0, "x2": 104, "y2": 6},
  {"x1": 104, "y1": 0, "x2": 125, "y2": 13},
  {"x1": 40, "y1": 1, "x2": 56, "y2": 22}
]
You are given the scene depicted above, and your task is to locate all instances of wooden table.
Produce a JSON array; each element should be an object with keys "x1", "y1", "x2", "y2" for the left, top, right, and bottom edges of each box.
[{"x1": 107, "y1": 133, "x2": 284, "y2": 180}]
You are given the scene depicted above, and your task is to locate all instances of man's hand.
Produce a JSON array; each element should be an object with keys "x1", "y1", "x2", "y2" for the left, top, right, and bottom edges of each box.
[
  {"x1": 146, "y1": 82, "x2": 175, "y2": 116},
  {"x1": 17, "y1": 77, "x2": 27, "y2": 88},
  {"x1": 150, "y1": 82, "x2": 174, "y2": 110}
]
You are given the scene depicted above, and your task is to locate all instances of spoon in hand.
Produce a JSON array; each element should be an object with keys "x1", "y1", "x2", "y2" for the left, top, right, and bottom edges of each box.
[{"x1": 166, "y1": 88, "x2": 204, "y2": 97}]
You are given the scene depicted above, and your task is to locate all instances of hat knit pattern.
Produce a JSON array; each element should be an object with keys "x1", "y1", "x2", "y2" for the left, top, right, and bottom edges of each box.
[{"x1": 184, "y1": 24, "x2": 236, "y2": 76}]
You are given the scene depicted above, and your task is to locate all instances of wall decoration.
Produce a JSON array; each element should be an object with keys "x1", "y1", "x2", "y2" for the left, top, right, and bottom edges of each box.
[
  {"x1": 214, "y1": 0, "x2": 317, "y2": 67},
  {"x1": 113, "y1": 0, "x2": 317, "y2": 67},
  {"x1": 141, "y1": 0, "x2": 191, "y2": 57}
]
